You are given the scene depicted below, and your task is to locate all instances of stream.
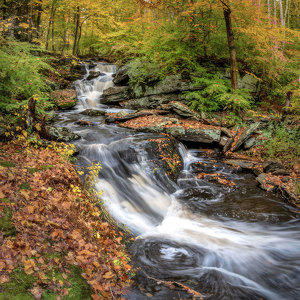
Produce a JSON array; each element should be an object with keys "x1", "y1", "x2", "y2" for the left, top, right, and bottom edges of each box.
[{"x1": 55, "y1": 62, "x2": 300, "y2": 299}]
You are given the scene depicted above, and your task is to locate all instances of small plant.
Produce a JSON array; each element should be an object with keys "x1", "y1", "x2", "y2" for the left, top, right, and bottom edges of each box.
[
  {"x1": 261, "y1": 123, "x2": 300, "y2": 163},
  {"x1": 185, "y1": 73, "x2": 253, "y2": 114}
]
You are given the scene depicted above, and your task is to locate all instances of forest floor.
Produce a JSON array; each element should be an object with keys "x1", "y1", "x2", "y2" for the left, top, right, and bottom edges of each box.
[{"x1": 0, "y1": 137, "x2": 132, "y2": 300}]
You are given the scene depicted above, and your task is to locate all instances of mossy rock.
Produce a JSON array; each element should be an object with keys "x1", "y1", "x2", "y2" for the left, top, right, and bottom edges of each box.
[
  {"x1": 0, "y1": 206, "x2": 16, "y2": 237},
  {"x1": 50, "y1": 89, "x2": 77, "y2": 110},
  {"x1": 144, "y1": 137, "x2": 184, "y2": 181}
]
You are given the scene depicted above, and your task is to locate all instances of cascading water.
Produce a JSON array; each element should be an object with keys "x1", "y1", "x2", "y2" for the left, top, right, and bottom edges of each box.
[{"x1": 55, "y1": 62, "x2": 300, "y2": 299}]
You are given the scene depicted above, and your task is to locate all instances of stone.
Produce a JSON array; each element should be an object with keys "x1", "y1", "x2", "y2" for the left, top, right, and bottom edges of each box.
[
  {"x1": 180, "y1": 128, "x2": 221, "y2": 144},
  {"x1": 46, "y1": 126, "x2": 80, "y2": 142},
  {"x1": 102, "y1": 86, "x2": 130, "y2": 103},
  {"x1": 221, "y1": 127, "x2": 232, "y2": 138},
  {"x1": 219, "y1": 136, "x2": 229, "y2": 147},
  {"x1": 263, "y1": 161, "x2": 285, "y2": 173},
  {"x1": 233, "y1": 122, "x2": 261, "y2": 151},
  {"x1": 113, "y1": 66, "x2": 130, "y2": 85},
  {"x1": 225, "y1": 159, "x2": 256, "y2": 170},
  {"x1": 121, "y1": 94, "x2": 181, "y2": 109},
  {"x1": 239, "y1": 74, "x2": 259, "y2": 93},
  {"x1": 223, "y1": 137, "x2": 234, "y2": 153},
  {"x1": 144, "y1": 137, "x2": 184, "y2": 181},
  {"x1": 80, "y1": 109, "x2": 106, "y2": 116},
  {"x1": 272, "y1": 169, "x2": 290, "y2": 176},
  {"x1": 170, "y1": 101, "x2": 198, "y2": 118},
  {"x1": 105, "y1": 111, "x2": 153, "y2": 123},
  {"x1": 244, "y1": 137, "x2": 256, "y2": 149},
  {"x1": 50, "y1": 89, "x2": 77, "y2": 110},
  {"x1": 45, "y1": 110, "x2": 57, "y2": 122},
  {"x1": 86, "y1": 70, "x2": 103, "y2": 80}
]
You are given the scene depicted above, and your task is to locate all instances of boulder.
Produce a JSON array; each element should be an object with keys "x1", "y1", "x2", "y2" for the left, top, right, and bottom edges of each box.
[
  {"x1": 222, "y1": 137, "x2": 234, "y2": 153},
  {"x1": 221, "y1": 127, "x2": 232, "y2": 138},
  {"x1": 80, "y1": 109, "x2": 106, "y2": 117},
  {"x1": 219, "y1": 136, "x2": 229, "y2": 147},
  {"x1": 46, "y1": 126, "x2": 80, "y2": 142},
  {"x1": 50, "y1": 89, "x2": 77, "y2": 110},
  {"x1": 86, "y1": 70, "x2": 103, "y2": 80},
  {"x1": 102, "y1": 86, "x2": 130, "y2": 103},
  {"x1": 105, "y1": 111, "x2": 153, "y2": 123},
  {"x1": 263, "y1": 161, "x2": 285, "y2": 174},
  {"x1": 233, "y1": 122, "x2": 261, "y2": 151},
  {"x1": 166, "y1": 127, "x2": 221, "y2": 144},
  {"x1": 170, "y1": 101, "x2": 199, "y2": 118},
  {"x1": 113, "y1": 66, "x2": 130, "y2": 85},
  {"x1": 239, "y1": 74, "x2": 259, "y2": 93},
  {"x1": 244, "y1": 137, "x2": 256, "y2": 150},
  {"x1": 121, "y1": 94, "x2": 181, "y2": 109},
  {"x1": 144, "y1": 137, "x2": 184, "y2": 181}
]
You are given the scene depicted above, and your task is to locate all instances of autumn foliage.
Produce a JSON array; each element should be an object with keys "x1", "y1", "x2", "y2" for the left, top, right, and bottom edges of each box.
[{"x1": 0, "y1": 137, "x2": 132, "y2": 299}]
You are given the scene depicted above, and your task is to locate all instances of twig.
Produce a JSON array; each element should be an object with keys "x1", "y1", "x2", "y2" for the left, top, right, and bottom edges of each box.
[{"x1": 142, "y1": 271, "x2": 204, "y2": 299}]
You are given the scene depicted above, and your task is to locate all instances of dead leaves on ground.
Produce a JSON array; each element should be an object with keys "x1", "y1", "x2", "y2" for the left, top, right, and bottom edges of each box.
[{"x1": 0, "y1": 140, "x2": 132, "y2": 299}]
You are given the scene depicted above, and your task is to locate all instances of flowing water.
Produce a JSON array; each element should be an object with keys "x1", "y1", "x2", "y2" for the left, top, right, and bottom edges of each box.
[{"x1": 55, "y1": 63, "x2": 300, "y2": 299}]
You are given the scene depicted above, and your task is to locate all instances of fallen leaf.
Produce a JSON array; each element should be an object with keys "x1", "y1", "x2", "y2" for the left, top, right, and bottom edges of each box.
[{"x1": 0, "y1": 275, "x2": 10, "y2": 284}]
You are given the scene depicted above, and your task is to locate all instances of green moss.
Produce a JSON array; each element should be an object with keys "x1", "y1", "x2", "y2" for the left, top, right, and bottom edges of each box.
[
  {"x1": 26, "y1": 167, "x2": 40, "y2": 174},
  {"x1": 0, "y1": 206, "x2": 16, "y2": 237},
  {"x1": 0, "y1": 161, "x2": 16, "y2": 168},
  {"x1": 19, "y1": 183, "x2": 31, "y2": 190},
  {"x1": 0, "y1": 259, "x2": 91, "y2": 300},
  {"x1": 42, "y1": 265, "x2": 92, "y2": 300},
  {"x1": 0, "y1": 268, "x2": 35, "y2": 300},
  {"x1": 57, "y1": 101, "x2": 77, "y2": 110},
  {"x1": 26, "y1": 165, "x2": 54, "y2": 174}
]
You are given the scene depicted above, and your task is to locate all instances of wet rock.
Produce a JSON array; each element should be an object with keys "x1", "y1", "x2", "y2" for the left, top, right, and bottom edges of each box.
[
  {"x1": 80, "y1": 109, "x2": 106, "y2": 116},
  {"x1": 222, "y1": 137, "x2": 234, "y2": 153},
  {"x1": 170, "y1": 101, "x2": 198, "y2": 118},
  {"x1": 244, "y1": 137, "x2": 256, "y2": 150},
  {"x1": 75, "y1": 120, "x2": 97, "y2": 126},
  {"x1": 45, "y1": 110, "x2": 57, "y2": 122},
  {"x1": 86, "y1": 70, "x2": 104, "y2": 80},
  {"x1": 46, "y1": 126, "x2": 80, "y2": 142},
  {"x1": 105, "y1": 111, "x2": 153, "y2": 123},
  {"x1": 144, "y1": 137, "x2": 184, "y2": 181},
  {"x1": 102, "y1": 86, "x2": 130, "y2": 103},
  {"x1": 50, "y1": 89, "x2": 77, "y2": 110},
  {"x1": 219, "y1": 136, "x2": 229, "y2": 147},
  {"x1": 225, "y1": 160, "x2": 256, "y2": 170},
  {"x1": 221, "y1": 127, "x2": 232, "y2": 138},
  {"x1": 264, "y1": 161, "x2": 285, "y2": 173},
  {"x1": 233, "y1": 122, "x2": 261, "y2": 151},
  {"x1": 168, "y1": 128, "x2": 221, "y2": 144},
  {"x1": 272, "y1": 169, "x2": 291, "y2": 176},
  {"x1": 113, "y1": 66, "x2": 130, "y2": 85},
  {"x1": 256, "y1": 173, "x2": 271, "y2": 190}
]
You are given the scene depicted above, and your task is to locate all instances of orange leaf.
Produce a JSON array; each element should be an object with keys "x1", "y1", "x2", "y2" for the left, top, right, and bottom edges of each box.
[
  {"x1": 103, "y1": 271, "x2": 114, "y2": 279},
  {"x1": 0, "y1": 275, "x2": 9, "y2": 284}
]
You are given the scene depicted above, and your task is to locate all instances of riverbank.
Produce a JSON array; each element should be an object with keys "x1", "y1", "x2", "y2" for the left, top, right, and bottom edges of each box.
[{"x1": 0, "y1": 137, "x2": 132, "y2": 299}]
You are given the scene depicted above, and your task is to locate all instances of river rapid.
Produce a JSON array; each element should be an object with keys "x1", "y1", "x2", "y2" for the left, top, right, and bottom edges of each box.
[{"x1": 55, "y1": 62, "x2": 300, "y2": 300}]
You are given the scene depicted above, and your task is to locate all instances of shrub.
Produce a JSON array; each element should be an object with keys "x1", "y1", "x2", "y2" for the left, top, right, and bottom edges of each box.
[
  {"x1": 0, "y1": 38, "x2": 52, "y2": 114},
  {"x1": 261, "y1": 123, "x2": 300, "y2": 162},
  {"x1": 185, "y1": 73, "x2": 253, "y2": 113}
]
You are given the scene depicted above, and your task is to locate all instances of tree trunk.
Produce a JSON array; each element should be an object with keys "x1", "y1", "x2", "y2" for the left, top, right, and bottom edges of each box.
[
  {"x1": 223, "y1": 6, "x2": 238, "y2": 90},
  {"x1": 281, "y1": 91, "x2": 293, "y2": 121},
  {"x1": 46, "y1": 1, "x2": 55, "y2": 50},
  {"x1": 73, "y1": 6, "x2": 80, "y2": 56}
]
